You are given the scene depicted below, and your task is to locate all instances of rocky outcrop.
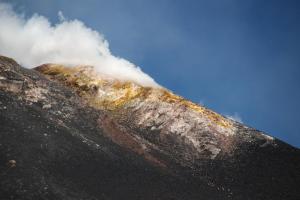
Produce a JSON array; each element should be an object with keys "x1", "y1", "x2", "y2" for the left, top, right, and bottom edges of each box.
[{"x1": 1, "y1": 56, "x2": 300, "y2": 199}]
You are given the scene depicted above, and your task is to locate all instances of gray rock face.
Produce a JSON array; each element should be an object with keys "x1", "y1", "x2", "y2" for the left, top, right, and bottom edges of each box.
[{"x1": 0, "y1": 55, "x2": 300, "y2": 199}]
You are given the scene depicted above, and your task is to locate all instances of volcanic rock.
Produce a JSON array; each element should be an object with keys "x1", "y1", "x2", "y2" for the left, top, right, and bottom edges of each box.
[{"x1": 0, "y1": 55, "x2": 299, "y2": 199}]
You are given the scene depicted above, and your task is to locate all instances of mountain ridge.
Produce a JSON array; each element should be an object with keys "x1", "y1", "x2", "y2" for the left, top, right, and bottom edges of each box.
[{"x1": 1, "y1": 55, "x2": 300, "y2": 200}]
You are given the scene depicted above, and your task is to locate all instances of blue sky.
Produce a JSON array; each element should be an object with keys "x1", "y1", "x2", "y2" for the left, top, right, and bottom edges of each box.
[{"x1": 3, "y1": 0, "x2": 300, "y2": 147}]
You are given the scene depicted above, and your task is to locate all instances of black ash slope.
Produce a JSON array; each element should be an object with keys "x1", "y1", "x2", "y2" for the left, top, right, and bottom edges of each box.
[{"x1": 0, "y1": 56, "x2": 299, "y2": 200}]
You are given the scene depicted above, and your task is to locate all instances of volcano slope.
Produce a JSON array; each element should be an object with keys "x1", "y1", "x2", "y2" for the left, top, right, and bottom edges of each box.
[{"x1": 0, "y1": 55, "x2": 299, "y2": 200}]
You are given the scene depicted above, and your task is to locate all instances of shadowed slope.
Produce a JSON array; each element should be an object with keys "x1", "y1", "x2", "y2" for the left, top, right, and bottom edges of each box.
[{"x1": 0, "y1": 56, "x2": 300, "y2": 199}]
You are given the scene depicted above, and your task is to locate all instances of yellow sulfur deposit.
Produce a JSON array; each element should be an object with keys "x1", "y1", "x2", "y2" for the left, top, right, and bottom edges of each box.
[{"x1": 35, "y1": 64, "x2": 232, "y2": 128}]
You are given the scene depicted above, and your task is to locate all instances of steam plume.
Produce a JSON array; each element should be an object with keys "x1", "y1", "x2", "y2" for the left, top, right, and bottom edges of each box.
[{"x1": 0, "y1": 3, "x2": 159, "y2": 87}]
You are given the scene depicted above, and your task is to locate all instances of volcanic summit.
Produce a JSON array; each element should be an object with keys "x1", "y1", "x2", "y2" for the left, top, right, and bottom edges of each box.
[{"x1": 0, "y1": 55, "x2": 300, "y2": 200}]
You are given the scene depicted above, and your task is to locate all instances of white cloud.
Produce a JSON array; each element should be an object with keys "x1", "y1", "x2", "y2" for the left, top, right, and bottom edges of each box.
[
  {"x1": 0, "y1": 3, "x2": 159, "y2": 87},
  {"x1": 225, "y1": 112, "x2": 243, "y2": 123},
  {"x1": 198, "y1": 99, "x2": 205, "y2": 106},
  {"x1": 58, "y1": 11, "x2": 66, "y2": 22}
]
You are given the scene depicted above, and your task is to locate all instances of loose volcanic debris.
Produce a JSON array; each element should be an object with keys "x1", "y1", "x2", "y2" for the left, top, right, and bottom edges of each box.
[
  {"x1": 36, "y1": 64, "x2": 274, "y2": 163},
  {"x1": 0, "y1": 55, "x2": 299, "y2": 200},
  {"x1": 7, "y1": 160, "x2": 16, "y2": 168}
]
